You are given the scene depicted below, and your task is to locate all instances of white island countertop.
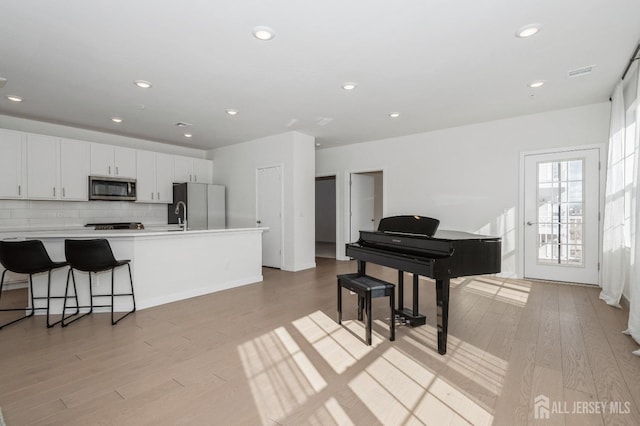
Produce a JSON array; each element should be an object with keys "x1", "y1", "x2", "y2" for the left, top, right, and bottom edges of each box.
[
  {"x1": 0, "y1": 226, "x2": 267, "y2": 315},
  {"x1": 0, "y1": 226, "x2": 267, "y2": 240}
]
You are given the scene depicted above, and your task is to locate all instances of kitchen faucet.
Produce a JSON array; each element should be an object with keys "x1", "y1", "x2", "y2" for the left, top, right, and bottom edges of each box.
[{"x1": 175, "y1": 201, "x2": 187, "y2": 231}]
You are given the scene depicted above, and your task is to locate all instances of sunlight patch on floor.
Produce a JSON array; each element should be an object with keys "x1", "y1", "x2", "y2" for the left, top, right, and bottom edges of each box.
[
  {"x1": 405, "y1": 325, "x2": 507, "y2": 400},
  {"x1": 239, "y1": 310, "x2": 503, "y2": 425},
  {"x1": 293, "y1": 309, "x2": 379, "y2": 374},
  {"x1": 463, "y1": 277, "x2": 531, "y2": 306},
  {"x1": 349, "y1": 345, "x2": 493, "y2": 425},
  {"x1": 302, "y1": 397, "x2": 355, "y2": 426},
  {"x1": 238, "y1": 326, "x2": 328, "y2": 424}
]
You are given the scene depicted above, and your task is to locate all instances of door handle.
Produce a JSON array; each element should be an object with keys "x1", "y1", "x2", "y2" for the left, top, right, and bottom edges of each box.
[
  {"x1": 526, "y1": 221, "x2": 536, "y2": 226},
  {"x1": 256, "y1": 220, "x2": 262, "y2": 224}
]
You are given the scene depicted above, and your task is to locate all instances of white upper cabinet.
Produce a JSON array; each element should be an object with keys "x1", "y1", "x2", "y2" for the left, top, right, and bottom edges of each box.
[
  {"x1": 156, "y1": 153, "x2": 174, "y2": 203},
  {"x1": 193, "y1": 158, "x2": 213, "y2": 184},
  {"x1": 174, "y1": 155, "x2": 213, "y2": 184},
  {"x1": 0, "y1": 129, "x2": 26, "y2": 199},
  {"x1": 136, "y1": 150, "x2": 174, "y2": 203},
  {"x1": 173, "y1": 156, "x2": 193, "y2": 183},
  {"x1": 60, "y1": 139, "x2": 90, "y2": 200},
  {"x1": 26, "y1": 135, "x2": 91, "y2": 201},
  {"x1": 90, "y1": 143, "x2": 136, "y2": 178},
  {"x1": 26, "y1": 134, "x2": 60, "y2": 199}
]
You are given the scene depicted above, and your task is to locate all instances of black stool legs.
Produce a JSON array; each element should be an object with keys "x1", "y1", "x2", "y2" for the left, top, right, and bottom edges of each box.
[
  {"x1": 62, "y1": 263, "x2": 136, "y2": 327},
  {"x1": 337, "y1": 273, "x2": 395, "y2": 344}
]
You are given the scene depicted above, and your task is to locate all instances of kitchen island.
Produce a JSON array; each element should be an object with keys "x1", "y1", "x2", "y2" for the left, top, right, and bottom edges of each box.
[{"x1": 0, "y1": 227, "x2": 266, "y2": 314}]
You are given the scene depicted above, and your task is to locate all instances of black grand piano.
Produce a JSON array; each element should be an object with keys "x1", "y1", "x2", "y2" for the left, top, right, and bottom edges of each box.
[{"x1": 345, "y1": 215, "x2": 501, "y2": 354}]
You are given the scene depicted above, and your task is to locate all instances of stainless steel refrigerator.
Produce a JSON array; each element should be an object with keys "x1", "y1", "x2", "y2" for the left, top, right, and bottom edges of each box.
[{"x1": 168, "y1": 183, "x2": 226, "y2": 230}]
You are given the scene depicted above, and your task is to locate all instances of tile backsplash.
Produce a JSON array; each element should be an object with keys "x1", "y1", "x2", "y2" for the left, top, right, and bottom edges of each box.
[{"x1": 0, "y1": 200, "x2": 167, "y2": 230}]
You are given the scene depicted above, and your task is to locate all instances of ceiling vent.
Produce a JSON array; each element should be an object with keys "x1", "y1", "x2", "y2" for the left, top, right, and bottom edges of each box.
[
  {"x1": 0, "y1": 77, "x2": 7, "y2": 88},
  {"x1": 175, "y1": 122, "x2": 192, "y2": 128},
  {"x1": 567, "y1": 65, "x2": 595, "y2": 79}
]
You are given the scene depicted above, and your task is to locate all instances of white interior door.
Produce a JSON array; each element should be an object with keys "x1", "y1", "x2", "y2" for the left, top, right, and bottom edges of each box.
[
  {"x1": 257, "y1": 166, "x2": 282, "y2": 268},
  {"x1": 523, "y1": 148, "x2": 601, "y2": 284},
  {"x1": 350, "y1": 173, "x2": 375, "y2": 242}
]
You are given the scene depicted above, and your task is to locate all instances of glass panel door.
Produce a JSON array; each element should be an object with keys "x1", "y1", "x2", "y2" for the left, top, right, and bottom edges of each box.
[
  {"x1": 523, "y1": 147, "x2": 600, "y2": 285},
  {"x1": 536, "y1": 159, "x2": 584, "y2": 266}
]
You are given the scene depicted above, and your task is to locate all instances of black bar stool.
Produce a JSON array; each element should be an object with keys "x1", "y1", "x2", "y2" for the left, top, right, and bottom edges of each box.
[
  {"x1": 0, "y1": 240, "x2": 71, "y2": 329},
  {"x1": 337, "y1": 273, "x2": 395, "y2": 344},
  {"x1": 62, "y1": 239, "x2": 136, "y2": 326}
]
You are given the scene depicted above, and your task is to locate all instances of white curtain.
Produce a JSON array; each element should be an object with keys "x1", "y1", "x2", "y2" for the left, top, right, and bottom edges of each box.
[
  {"x1": 602, "y1": 63, "x2": 640, "y2": 355},
  {"x1": 601, "y1": 82, "x2": 628, "y2": 308},
  {"x1": 627, "y1": 64, "x2": 640, "y2": 355}
]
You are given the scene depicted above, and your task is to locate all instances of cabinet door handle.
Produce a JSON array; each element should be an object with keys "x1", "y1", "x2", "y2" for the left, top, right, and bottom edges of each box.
[
  {"x1": 116, "y1": 166, "x2": 119, "y2": 175},
  {"x1": 53, "y1": 187, "x2": 56, "y2": 197},
  {"x1": 151, "y1": 192, "x2": 154, "y2": 200},
  {"x1": 18, "y1": 185, "x2": 21, "y2": 196},
  {"x1": 157, "y1": 192, "x2": 160, "y2": 200},
  {"x1": 62, "y1": 187, "x2": 66, "y2": 197},
  {"x1": 189, "y1": 174, "x2": 193, "y2": 182},
  {"x1": 109, "y1": 165, "x2": 112, "y2": 175},
  {"x1": 194, "y1": 175, "x2": 197, "y2": 182}
]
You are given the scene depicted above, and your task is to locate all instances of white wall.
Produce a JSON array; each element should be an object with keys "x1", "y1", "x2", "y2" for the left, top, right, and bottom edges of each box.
[
  {"x1": 209, "y1": 131, "x2": 316, "y2": 272},
  {"x1": 316, "y1": 102, "x2": 611, "y2": 278}
]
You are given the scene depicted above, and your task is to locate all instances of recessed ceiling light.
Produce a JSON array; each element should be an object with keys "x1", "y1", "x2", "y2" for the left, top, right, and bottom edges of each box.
[
  {"x1": 342, "y1": 82, "x2": 357, "y2": 90},
  {"x1": 7, "y1": 95, "x2": 23, "y2": 102},
  {"x1": 516, "y1": 24, "x2": 541, "y2": 38},
  {"x1": 111, "y1": 117, "x2": 123, "y2": 123},
  {"x1": 226, "y1": 109, "x2": 238, "y2": 116},
  {"x1": 389, "y1": 112, "x2": 400, "y2": 118},
  {"x1": 253, "y1": 26, "x2": 275, "y2": 41},
  {"x1": 315, "y1": 143, "x2": 321, "y2": 147},
  {"x1": 134, "y1": 80, "x2": 152, "y2": 89},
  {"x1": 184, "y1": 133, "x2": 193, "y2": 138},
  {"x1": 528, "y1": 80, "x2": 545, "y2": 88}
]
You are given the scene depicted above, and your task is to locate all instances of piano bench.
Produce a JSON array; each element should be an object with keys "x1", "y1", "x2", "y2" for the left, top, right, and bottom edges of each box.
[{"x1": 337, "y1": 273, "x2": 395, "y2": 345}]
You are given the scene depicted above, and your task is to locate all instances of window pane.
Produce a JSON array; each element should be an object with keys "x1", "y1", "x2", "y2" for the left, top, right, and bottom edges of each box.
[{"x1": 536, "y1": 159, "x2": 584, "y2": 266}]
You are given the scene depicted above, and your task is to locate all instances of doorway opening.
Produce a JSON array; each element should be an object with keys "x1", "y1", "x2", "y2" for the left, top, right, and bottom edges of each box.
[
  {"x1": 315, "y1": 175, "x2": 336, "y2": 258},
  {"x1": 350, "y1": 170, "x2": 383, "y2": 243}
]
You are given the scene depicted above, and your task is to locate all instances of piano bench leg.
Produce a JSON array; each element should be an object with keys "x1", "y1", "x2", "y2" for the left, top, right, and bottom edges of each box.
[
  {"x1": 337, "y1": 280, "x2": 342, "y2": 324},
  {"x1": 358, "y1": 296, "x2": 364, "y2": 321},
  {"x1": 366, "y1": 292, "x2": 372, "y2": 345}
]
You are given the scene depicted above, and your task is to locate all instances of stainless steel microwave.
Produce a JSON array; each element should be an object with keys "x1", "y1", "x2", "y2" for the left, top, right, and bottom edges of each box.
[{"x1": 88, "y1": 176, "x2": 137, "y2": 201}]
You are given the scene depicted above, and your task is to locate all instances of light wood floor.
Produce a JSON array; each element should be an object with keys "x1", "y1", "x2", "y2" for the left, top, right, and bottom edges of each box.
[{"x1": 1, "y1": 258, "x2": 639, "y2": 425}]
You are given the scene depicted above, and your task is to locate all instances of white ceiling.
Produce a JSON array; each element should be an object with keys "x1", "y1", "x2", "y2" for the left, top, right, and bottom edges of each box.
[{"x1": 0, "y1": 0, "x2": 639, "y2": 151}]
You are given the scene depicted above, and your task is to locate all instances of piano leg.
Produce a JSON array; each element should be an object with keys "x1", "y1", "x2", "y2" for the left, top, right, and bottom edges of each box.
[
  {"x1": 397, "y1": 270, "x2": 404, "y2": 312},
  {"x1": 357, "y1": 260, "x2": 366, "y2": 321},
  {"x1": 357, "y1": 260, "x2": 366, "y2": 275},
  {"x1": 395, "y1": 272, "x2": 426, "y2": 327},
  {"x1": 435, "y1": 278, "x2": 450, "y2": 355},
  {"x1": 412, "y1": 273, "x2": 419, "y2": 317}
]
